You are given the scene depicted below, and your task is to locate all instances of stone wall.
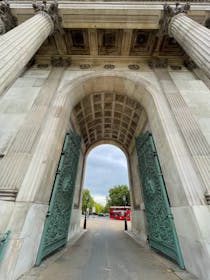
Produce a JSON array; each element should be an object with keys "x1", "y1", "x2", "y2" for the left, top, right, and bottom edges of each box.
[{"x1": 0, "y1": 64, "x2": 210, "y2": 279}]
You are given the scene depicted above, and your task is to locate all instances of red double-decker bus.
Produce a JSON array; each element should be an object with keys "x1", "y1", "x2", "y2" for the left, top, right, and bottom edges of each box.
[{"x1": 109, "y1": 206, "x2": 131, "y2": 221}]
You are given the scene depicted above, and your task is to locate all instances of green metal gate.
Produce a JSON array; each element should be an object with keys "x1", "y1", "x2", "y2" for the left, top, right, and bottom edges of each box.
[
  {"x1": 135, "y1": 131, "x2": 184, "y2": 268},
  {"x1": 36, "y1": 131, "x2": 81, "y2": 265}
]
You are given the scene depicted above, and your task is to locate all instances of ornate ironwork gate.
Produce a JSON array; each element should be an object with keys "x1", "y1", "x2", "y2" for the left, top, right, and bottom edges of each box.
[
  {"x1": 36, "y1": 131, "x2": 81, "y2": 265},
  {"x1": 135, "y1": 131, "x2": 184, "y2": 268}
]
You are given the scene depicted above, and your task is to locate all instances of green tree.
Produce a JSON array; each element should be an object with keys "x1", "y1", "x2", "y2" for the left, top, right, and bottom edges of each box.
[
  {"x1": 105, "y1": 185, "x2": 130, "y2": 209},
  {"x1": 82, "y1": 189, "x2": 94, "y2": 214},
  {"x1": 93, "y1": 202, "x2": 104, "y2": 214}
]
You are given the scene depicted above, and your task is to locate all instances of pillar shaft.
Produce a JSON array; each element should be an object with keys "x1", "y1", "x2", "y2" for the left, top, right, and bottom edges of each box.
[
  {"x1": 0, "y1": 13, "x2": 53, "y2": 95},
  {"x1": 169, "y1": 13, "x2": 210, "y2": 78}
]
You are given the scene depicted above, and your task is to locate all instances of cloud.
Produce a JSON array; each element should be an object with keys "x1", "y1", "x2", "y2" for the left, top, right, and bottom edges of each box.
[
  {"x1": 92, "y1": 194, "x2": 107, "y2": 206},
  {"x1": 84, "y1": 144, "x2": 129, "y2": 197}
]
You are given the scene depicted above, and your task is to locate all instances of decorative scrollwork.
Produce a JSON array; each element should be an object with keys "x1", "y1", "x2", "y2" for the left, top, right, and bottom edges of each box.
[
  {"x1": 0, "y1": 0, "x2": 17, "y2": 35},
  {"x1": 184, "y1": 58, "x2": 197, "y2": 70},
  {"x1": 128, "y1": 64, "x2": 140, "y2": 70},
  {"x1": 32, "y1": 0, "x2": 62, "y2": 33},
  {"x1": 159, "y1": 2, "x2": 190, "y2": 35},
  {"x1": 80, "y1": 64, "x2": 91, "y2": 69},
  {"x1": 104, "y1": 64, "x2": 115, "y2": 69},
  {"x1": 51, "y1": 56, "x2": 71, "y2": 67},
  {"x1": 148, "y1": 57, "x2": 168, "y2": 69},
  {"x1": 36, "y1": 132, "x2": 81, "y2": 264},
  {"x1": 205, "y1": 17, "x2": 210, "y2": 29},
  {"x1": 205, "y1": 192, "x2": 210, "y2": 205},
  {"x1": 135, "y1": 131, "x2": 184, "y2": 268}
]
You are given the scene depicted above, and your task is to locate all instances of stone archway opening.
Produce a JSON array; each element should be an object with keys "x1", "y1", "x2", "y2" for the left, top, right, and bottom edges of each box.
[
  {"x1": 70, "y1": 90, "x2": 147, "y2": 236},
  {"x1": 82, "y1": 143, "x2": 130, "y2": 216},
  {"x1": 66, "y1": 74, "x2": 185, "y2": 269},
  {"x1": 30, "y1": 73, "x2": 203, "y2": 275}
]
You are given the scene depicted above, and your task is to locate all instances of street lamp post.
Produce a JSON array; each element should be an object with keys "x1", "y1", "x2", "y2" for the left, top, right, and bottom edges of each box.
[
  {"x1": 83, "y1": 195, "x2": 89, "y2": 229},
  {"x1": 122, "y1": 195, "x2": 128, "y2": 231}
]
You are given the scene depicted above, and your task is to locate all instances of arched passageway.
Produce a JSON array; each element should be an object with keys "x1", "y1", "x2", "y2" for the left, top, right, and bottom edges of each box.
[
  {"x1": 83, "y1": 144, "x2": 129, "y2": 207},
  {"x1": 34, "y1": 73, "x2": 204, "y2": 272},
  {"x1": 1, "y1": 72, "x2": 210, "y2": 280}
]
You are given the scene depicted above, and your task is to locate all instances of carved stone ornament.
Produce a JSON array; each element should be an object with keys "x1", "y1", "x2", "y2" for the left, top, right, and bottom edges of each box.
[
  {"x1": 205, "y1": 192, "x2": 210, "y2": 205},
  {"x1": 32, "y1": 0, "x2": 62, "y2": 33},
  {"x1": 80, "y1": 64, "x2": 91, "y2": 69},
  {"x1": 0, "y1": 0, "x2": 17, "y2": 35},
  {"x1": 128, "y1": 64, "x2": 140, "y2": 70},
  {"x1": 183, "y1": 58, "x2": 197, "y2": 70},
  {"x1": 104, "y1": 64, "x2": 115, "y2": 69},
  {"x1": 205, "y1": 17, "x2": 210, "y2": 29},
  {"x1": 159, "y1": 2, "x2": 190, "y2": 35},
  {"x1": 51, "y1": 56, "x2": 71, "y2": 67},
  {"x1": 148, "y1": 57, "x2": 168, "y2": 69}
]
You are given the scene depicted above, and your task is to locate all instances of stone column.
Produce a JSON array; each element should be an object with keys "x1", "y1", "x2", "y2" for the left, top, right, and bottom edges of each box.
[
  {"x1": 164, "y1": 4, "x2": 210, "y2": 78},
  {"x1": 0, "y1": 8, "x2": 54, "y2": 95}
]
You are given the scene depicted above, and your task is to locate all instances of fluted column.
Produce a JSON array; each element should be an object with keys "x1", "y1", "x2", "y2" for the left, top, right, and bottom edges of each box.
[
  {"x1": 169, "y1": 13, "x2": 210, "y2": 78},
  {"x1": 0, "y1": 12, "x2": 53, "y2": 95}
]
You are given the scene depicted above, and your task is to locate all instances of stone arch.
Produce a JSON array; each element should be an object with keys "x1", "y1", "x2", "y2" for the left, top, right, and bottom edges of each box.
[
  {"x1": 60, "y1": 71, "x2": 205, "y2": 272},
  {"x1": 58, "y1": 72, "x2": 203, "y2": 207},
  {"x1": 12, "y1": 71, "x2": 209, "y2": 279}
]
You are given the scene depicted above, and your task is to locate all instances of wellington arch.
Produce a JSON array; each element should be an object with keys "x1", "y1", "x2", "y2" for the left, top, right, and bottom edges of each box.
[{"x1": 0, "y1": 1, "x2": 210, "y2": 280}]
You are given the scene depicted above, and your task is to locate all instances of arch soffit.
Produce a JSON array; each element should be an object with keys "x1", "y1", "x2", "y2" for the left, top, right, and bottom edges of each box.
[
  {"x1": 59, "y1": 71, "x2": 163, "y2": 116},
  {"x1": 58, "y1": 71, "x2": 171, "y2": 154}
]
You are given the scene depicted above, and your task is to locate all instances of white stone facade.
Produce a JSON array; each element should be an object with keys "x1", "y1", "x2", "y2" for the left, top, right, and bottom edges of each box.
[{"x1": 0, "y1": 64, "x2": 210, "y2": 279}]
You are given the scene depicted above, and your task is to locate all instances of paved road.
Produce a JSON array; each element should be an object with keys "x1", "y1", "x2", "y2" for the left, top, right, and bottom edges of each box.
[{"x1": 33, "y1": 217, "x2": 183, "y2": 280}]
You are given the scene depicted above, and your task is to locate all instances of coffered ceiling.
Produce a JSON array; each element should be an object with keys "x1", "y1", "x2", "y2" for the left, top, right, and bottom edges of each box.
[
  {"x1": 72, "y1": 92, "x2": 146, "y2": 151},
  {"x1": 9, "y1": 1, "x2": 210, "y2": 65}
]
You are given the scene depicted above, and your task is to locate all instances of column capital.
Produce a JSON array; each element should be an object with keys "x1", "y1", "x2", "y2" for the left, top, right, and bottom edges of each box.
[
  {"x1": 159, "y1": 2, "x2": 190, "y2": 35},
  {"x1": 32, "y1": 0, "x2": 62, "y2": 34},
  {"x1": 0, "y1": 0, "x2": 17, "y2": 35}
]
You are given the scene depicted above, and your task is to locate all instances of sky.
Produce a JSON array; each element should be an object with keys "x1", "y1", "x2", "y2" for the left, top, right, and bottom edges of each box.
[{"x1": 83, "y1": 144, "x2": 129, "y2": 206}]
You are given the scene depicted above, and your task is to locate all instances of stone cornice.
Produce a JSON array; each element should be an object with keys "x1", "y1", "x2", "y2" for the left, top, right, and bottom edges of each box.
[{"x1": 7, "y1": 1, "x2": 210, "y2": 29}]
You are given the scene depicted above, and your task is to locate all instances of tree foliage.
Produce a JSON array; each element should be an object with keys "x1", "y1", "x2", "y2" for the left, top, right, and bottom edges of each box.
[
  {"x1": 82, "y1": 189, "x2": 94, "y2": 214},
  {"x1": 82, "y1": 185, "x2": 130, "y2": 214},
  {"x1": 93, "y1": 202, "x2": 104, "y2": 214},
  {"x1": 104, "y1": 185, "x2": 130, "y2": 211}
]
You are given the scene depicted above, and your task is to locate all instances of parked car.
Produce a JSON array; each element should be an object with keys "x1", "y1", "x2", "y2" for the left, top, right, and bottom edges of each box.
[{"x1": 98, "y1": 213, "x2": 105, "y2": 217}]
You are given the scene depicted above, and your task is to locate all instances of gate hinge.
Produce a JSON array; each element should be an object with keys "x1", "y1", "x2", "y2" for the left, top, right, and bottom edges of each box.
[
  {"x1": 46, "y1": 211, "x2": 51, "y2": 217},
  {"x1": 167, "y1": 213, "x2": 174, "y2": 219}
]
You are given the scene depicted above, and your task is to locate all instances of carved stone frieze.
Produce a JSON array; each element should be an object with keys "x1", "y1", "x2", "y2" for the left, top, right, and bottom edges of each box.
[
  {"x1": 51, "y1": 56, "x2": 71, "y2": 67},
  {"x1": 80, "y1": 64, "x2": 91, "y2": 69},
  {"x1": 104, "y1": 64, "x2": 115, "y2": 69},
  {"x1": 184, "y1": 58, "x2": 197, "y2": 70},
  {"x1": 32, "y1": 0, "x2": 62, "y2": 33},
  {"x1": 128, "y1": 64, "x2": 140, "y2": 70},
  {"x1": 0, "y1": 0, "x2": 17, "y2": 35},
  {"x1": 205, "y1": 17, "x2": 210, "y2": 29},
  {"x1": 159, "y1": 2, "x2": 190, "y2": 35},
  {"x1": 205, "y1": 192, "x2": 210, "y2": 205},
  {"x1": 148, "y1": 57, "x2": 168, "y2": 69}
]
